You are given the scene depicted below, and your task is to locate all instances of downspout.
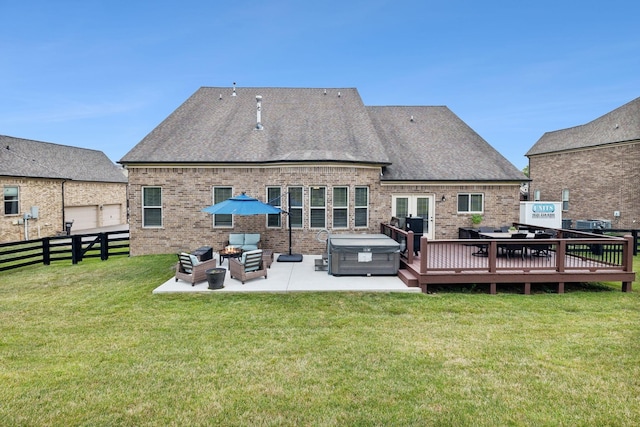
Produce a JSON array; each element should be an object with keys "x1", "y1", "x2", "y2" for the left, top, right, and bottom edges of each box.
[{"x1": 61, "y1": 180, "x2": 67, "y2": 232}]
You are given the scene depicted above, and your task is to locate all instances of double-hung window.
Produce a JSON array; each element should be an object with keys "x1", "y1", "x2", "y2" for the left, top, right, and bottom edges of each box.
[
  {"x1": 142, "y1": 187, "x2": 162, "y2": 227},
  {"x1": 213, "y1": 187, "x2": 233, "y2": 227},
  {"x1": 3, "y1": 186, "x2": 19, "y2": 215},
  {"x1": 457, "y1": 193, "x2": 483, "y2": 213},
  {"x1": 310, "y1": 187, "x2": 326, "y2": 228},
  {"x1": 332, "y1": 186, "x2": 348, "y2": 228},
  {"x1": 267, "y1": 186, "x2": 281, "y2": 227},
  {"x1": 354, "y1": 186, "x2": 369, "y2": 227},
  {"x1": 288, "y1": 187, "x2": 303, "y2": 228}
]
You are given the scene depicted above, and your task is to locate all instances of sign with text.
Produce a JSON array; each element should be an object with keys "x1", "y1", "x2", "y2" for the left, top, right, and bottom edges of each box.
[{"x1": 520, "y1": 202, "x2": 562, "y2": 228}]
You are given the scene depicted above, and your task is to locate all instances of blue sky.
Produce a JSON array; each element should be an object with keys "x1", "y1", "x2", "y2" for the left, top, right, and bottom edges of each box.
[{"x1": 1, "y1": 1, "x2": 638, "y2": 170}]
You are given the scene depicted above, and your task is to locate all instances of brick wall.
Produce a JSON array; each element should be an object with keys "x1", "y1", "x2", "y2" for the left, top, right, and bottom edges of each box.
[
  {"x1": 0, "y1": 178, "x2": 63, "y2": 241},
  {"x1": 378, "y1": 183, "x2": 521, "y2": 238},
  {"x1": 0, "y1": 177, "x2": 127, "y2": 242},
  {"x1": 127, "y1": 165, "x2": 522, "y2": 255},
  {"x1": 529, "y1": 141, "x2": 640, "y2": 228}
]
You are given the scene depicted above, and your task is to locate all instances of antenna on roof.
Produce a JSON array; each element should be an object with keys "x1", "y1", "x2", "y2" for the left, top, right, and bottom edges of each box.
[
  {"x1": 232, "y1": 82, "x2": 237, "y2": 96},
  {"x1": 256, "y1": 95, "x2": 263, "y2": 130}
]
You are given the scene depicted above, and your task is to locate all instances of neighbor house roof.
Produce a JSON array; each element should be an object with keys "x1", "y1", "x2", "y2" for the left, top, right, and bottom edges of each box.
[
  {"x1": 526, "y1": 96, "x2": 640, "y2": 157},
  {"x1": 0, "y1": 135, "x2": 127, "y2": 183},
  {"x1": 368, "y1": 106, "x2": 526, "y2": 181},
  {"x1": 120, "y1": 87, "x2": 390, "y2": 165}
]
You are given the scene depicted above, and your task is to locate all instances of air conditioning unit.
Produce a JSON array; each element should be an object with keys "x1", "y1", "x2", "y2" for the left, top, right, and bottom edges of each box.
[{"x1": 575, "y1": 219, "x2": 611, "y2": 230}]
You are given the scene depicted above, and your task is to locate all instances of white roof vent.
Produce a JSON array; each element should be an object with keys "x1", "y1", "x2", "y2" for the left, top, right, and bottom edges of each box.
[{"x1": 256, "y1": 95, "x2": 263, "y2": 130}]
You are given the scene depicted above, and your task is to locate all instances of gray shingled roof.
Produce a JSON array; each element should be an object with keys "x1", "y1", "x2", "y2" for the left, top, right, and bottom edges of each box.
[
  {"x1": 526, "y1": 96, "x2": 640, "y2": 157},
  {"x1": 120, "y1": 86, "x2": 525, "y2": 182},
  {"x1": 368, "y1": 106, "x2": 526, "y2": 181},
  {"x1": 0, "y1": 135, "x2": 127, "y2": 183},
  {"x1": 120, "y1": 87, "x2": 390, "y2": 165}
]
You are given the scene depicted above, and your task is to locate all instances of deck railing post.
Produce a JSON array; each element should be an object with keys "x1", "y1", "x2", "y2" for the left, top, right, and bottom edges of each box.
[
  {"x1": 406, "y1": 231, "x2": 414, "y2": 265},
  {"x1": 420, "y1": 235, "x2": 428, "y2": 274},
  {"x1": 557, "y1": 239, "x2": 566, "y2": 272},
  {"x1": 622, "y1": 235, "x2": 633, "y2": 292},
  {"x1": 488, "y1": 241, "x2": 497, "y2": 273}
]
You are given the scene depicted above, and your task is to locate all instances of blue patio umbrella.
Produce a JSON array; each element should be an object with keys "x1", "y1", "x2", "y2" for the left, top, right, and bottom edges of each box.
[{"x1": 202, "y1": 193, "x2": 282, "y2": 215}]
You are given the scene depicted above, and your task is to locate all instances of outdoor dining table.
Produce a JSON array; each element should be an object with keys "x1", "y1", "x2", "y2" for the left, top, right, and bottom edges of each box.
[
  {"x1": 477, "y1": 232, "x2": 537, "y2": 258},
  {"x1": 478, "y1": 232, "x2": 535, "y2": 239}
]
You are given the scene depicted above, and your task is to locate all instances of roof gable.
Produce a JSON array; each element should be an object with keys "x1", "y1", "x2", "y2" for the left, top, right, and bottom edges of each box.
[
  {"x1": 121, "y1": 87, "x2": 390, "y2": 165},
  {"x1": 368, "y1": 106, "x2": 526, "y2": 181},
  {"x1": 0, "y1": 135, "x2": 127, "y2": 183},
  {"x1": 526, "y1": 96, "x2": 640, "y2": 156}
]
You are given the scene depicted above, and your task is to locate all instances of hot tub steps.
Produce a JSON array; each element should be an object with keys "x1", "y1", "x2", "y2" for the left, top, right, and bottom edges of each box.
[{"x1": 314, "y1": 254, "x2": 328, "y2": 271}]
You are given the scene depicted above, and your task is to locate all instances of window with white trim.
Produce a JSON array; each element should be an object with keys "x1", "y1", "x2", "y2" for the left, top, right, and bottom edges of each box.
[
  {"x1": 310, "y1": 187, "x2": 326, "y2": 228},
  {"x1": 355, "y1": 186, "x2": 369, "y2": 227},
  {"x1": 267, "y1": 186, "x2": 281, "y2": 227},
  {"x1": 562, "y1": 189, "x2": 569, "y2": 211},
  {"x1": 288, "y1": 186, "x2": 303, "y2": 228},
  {"x1": 457, "y1": 193, "x2": 483, "y2": 213},
  {"x1": 142, "y1": 187, "x2": 162, "y2": 227},
  {"x1": 213, "y1": 187, "x2": 233, "y2": 227},
  {"x1": 3, "y1": 186, "x2": 19, "y2": 215},
  {"x1": 332, "y1": 186, "x2": 348, "y2": 228}
]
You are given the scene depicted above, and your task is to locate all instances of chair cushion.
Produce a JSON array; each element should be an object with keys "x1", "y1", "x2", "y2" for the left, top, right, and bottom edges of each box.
[
  {"x1": 244, "y1": 233, "x2": 260, "y2": 245},
  {"x1": 179, "y1": 252, "x2": 193, "y2": 273},
  {"x1": 229, "y1": 234, "x2": 245, "y2": 246},
  {"x1": 241, "y1": 249, "x2": 263, "y2": 272},
  {"x1": 189, "y1": 254, "x2": 201, "y2": 267}
]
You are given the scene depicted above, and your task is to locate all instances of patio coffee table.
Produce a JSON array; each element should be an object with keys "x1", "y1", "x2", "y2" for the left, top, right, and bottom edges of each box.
[{"x1": 219, "y1": 247, "x2": 242, "y2": 264}]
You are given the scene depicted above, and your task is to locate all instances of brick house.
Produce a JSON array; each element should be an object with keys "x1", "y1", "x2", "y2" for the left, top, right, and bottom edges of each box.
[
  {"x1": 526, "y1": 96, "x2": 640, "y2": 228},
  {"x1": 1, "y1": 135, "x2": 128, "y2": 242},
  {"x1": 120, "y1": 86, "x2": 526, "y2": 256}
]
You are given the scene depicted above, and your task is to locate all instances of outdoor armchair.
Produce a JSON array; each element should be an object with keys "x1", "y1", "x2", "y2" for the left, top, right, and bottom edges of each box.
[
  {"x1": 175, "y1": 252, "x2": 217, "y2": 286},
  {"x1": 229, "y1": 249, "x2": 267, "y2": 284}
]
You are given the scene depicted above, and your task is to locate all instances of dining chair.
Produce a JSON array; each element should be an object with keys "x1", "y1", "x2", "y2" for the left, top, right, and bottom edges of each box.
[{"x1": 500, "y1": 233, "x2": 528, "y2": 259}]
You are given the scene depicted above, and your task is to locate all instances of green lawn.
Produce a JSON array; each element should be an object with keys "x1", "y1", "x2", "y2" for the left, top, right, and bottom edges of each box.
[{"x1": 1, "y1": 255, "x2": 639, "y2": 426}]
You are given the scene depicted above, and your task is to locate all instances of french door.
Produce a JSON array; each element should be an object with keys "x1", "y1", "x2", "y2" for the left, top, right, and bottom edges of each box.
[{"x1": 392, "y1": 195, "x2": 434, "y2": 239}]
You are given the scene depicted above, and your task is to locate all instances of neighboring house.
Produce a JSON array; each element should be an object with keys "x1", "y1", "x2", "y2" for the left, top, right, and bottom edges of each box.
[
  {"x1": 119, "y1": 86, "x2": 526, "y2": 256},
  {"x1": 526, "y1": 96, "x2": 640, "y2": 229},
  {"x1": 1, "y1": 135, "x2": 128, "y2": 242}
]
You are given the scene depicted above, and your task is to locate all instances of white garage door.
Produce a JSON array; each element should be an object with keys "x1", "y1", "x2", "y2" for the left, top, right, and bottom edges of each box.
[
  {"x1": 65, "y1": 206, "x2": 98, "y2": 230},
  {"x1": 102, "y1": 204, "x2": 122, "y2": 227}
]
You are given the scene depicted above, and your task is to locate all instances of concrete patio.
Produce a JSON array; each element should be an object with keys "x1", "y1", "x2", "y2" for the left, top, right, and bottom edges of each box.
[{"x1": 153, "y1": 253, "x2": 421, "y2": 294}]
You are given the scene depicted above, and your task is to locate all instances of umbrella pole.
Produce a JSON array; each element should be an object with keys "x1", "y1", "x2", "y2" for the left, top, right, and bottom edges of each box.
[{"x1": 278, "y1": 192, "x2": 303, "y2": 262}]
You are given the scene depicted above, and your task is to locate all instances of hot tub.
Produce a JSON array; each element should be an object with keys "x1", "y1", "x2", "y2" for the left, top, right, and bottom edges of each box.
[{"x1": 328, "y1": 234, "x2": 400, "y2": 276}]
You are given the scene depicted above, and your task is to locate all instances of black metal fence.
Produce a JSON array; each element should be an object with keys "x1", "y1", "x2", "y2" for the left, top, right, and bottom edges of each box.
[
  {"x1": 0, "y1": 230, "x2": 129, "y2": 272},
  {"x1": 572, "y1": 228, "x2": 639, "y2": 256}
]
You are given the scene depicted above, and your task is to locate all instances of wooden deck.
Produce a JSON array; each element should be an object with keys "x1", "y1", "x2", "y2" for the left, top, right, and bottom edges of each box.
[{"x1": 381, "y1": 225, "x2": 635, "y2": 294}]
